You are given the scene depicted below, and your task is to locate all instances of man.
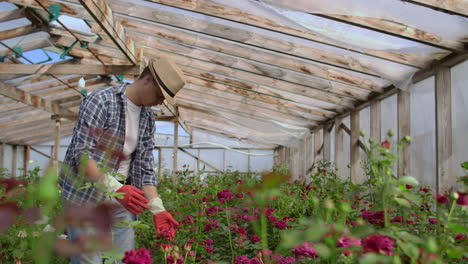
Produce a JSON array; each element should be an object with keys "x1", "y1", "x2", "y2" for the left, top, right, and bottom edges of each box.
[{"x1": 60, "y1": 58, "x2": 185, "y2": 263}]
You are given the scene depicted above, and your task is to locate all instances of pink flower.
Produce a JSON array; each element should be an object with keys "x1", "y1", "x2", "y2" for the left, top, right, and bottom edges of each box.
[
  {"x1": 265, "y1": 208, "x2": 275, "y2": 217},
  {"x1": 381, "y1": 140, "x2": 390, "y2": 149},
  {"x1": 436, "y1": 194, "x2": 449, "y2": 204},
  {"x1": 192, "y1": 190, "x2": 199, "y2": 194},
  {"x1": 250, "y1": 235, "x2": 261, "y2": 243},
  {"x1": 337, "y1": 235, "x2": 362, "y2": 248},
  {"x1": 236, "y1": 193, "x2": 244, "y2": 199},
  {"x1": 217, "y1": 189, "x2": 234, "y2": 203},
  {"x1": 276, "y1": 256, "x2": 296, "y2": 264},
  {"x1": 362, "y1": 234, "x2": 395, "y2": 256},
  {"x1": 205, "y1": 206, "x2": 223, "y2": 216},
  {"x1": 360, "y1": 209, "x2": 385, "y2": 226},
  {"x1": 122, "y1": 248, "x2": 153, "y2": 264},
  {"x1": 160, "y1": 244, "x2": 173, "y2": 253},
  {"x1": 236, "y1": 227, "x2": 248, "y2": 236},
  {"x1": 456, "y1": 192, "x2": 468, "y2": 206},
  {"x1": 234, "y1": 256, "x2": 250, "y2": 264},
  {"x1": 455, "y1": 234, "x2": 466, "y2": 241},
  {"x1": 420, "y1": 188, "x2": 431, "y2": 193},
  {"x1": 204, "y1": 245, "x2": 214, "y2": 253},
  {"x1": 390, "y1": 216, "x2": 404, "y2": 223},
  {"x1": 203, "y1": 219, "x2": 220, "y2": 232},
  {"x1": 292, "y1": 242, "x2": 318, "y2": 259},
  {"x1": 428, "y1": 218, "x2": 438, "y2": 224},
  {"x1": 177, "y1": 189, "x2": 184, "y2": 193},
  {"x1": 405, "y1": 184, "x2": 414, "y2": 190},
  {"x1": 204, "y1": 238, "x2": 214, "y2": 245},
  {"x1": 274, "y1": 220, "x2": 289, "y2": 229},
  {"x1": 166, "y1": 255, "x2": 183, "y2": 264}
]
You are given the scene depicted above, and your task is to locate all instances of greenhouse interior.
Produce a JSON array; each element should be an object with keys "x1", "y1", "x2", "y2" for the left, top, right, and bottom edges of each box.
[{"x1": 0, "y1": 0, "x2": 467, "y2": 263}]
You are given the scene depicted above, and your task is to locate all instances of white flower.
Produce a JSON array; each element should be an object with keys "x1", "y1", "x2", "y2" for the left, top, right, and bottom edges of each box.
[
  {"x1": 58, "y1": 234, "x2": 68, "y2": 240},
  {"x1": 34, "y1": 215, "x2": 49, "y2": 225},
  {"x1": 43, "y1": 224, "x2": 56, "y2": 232},
  {"x1": 17, "y1": 230, "x2": 27, "y2": 238}
]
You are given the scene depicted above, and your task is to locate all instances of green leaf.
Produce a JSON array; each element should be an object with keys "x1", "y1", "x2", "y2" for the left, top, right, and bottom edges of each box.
[
  {"x1": 447, "y1": 223, "x2": 468, "y2": 233},
  {"x1": 397, "y1": 241, "x2": 419, "y2": 260},
  {"x1": 401, "y1": 192, "x2": 422, "y2": 206},
  {"x1": 446, "y1": 246, "x2": 464, "y2": 259},
  {"x1": 461, "y1": 162, "x2": 468, "y2": 170},
  {"x1": 135, "y1": 224, "x2": 150, "y2": 229},
  {"x1": 396, "y1": 231, "x2": 423, "y2": 244},
  {"x1": 305, "y1": 224, "x2": 328, "y2": 242},
  {"x1": 315, "y1": 243, "x2": 330, "y2": 258},
  {"x1": 397, "y1": 176, "x2": 419, "y2": 187},
  {"x1": 360, "y1": 253, "x2": 392, "y2": 264},
  {"x1": 394, "y1": 197, "x2": 411, "y2": 207}
]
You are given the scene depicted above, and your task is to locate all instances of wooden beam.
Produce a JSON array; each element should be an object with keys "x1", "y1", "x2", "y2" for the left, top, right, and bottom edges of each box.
[
  {"x1": 180, "y1": 66, "x2": 339, "y2": 115},
  {"x1": 0, "y1": 25, "x2": 44, "y2": 41},
  {"x1": 78, "y1": 0, "x2": 137, "y2": 64},
  {"x1": 340, "y1": 123, "x2": 367, "y2": 152},
  {"x1": 130, "y1": 31, "x2": 379, "y2": 96},
  {"x1": 48, "y1": 25, "x2": 99, "y2": 43},
  {"x1": 323, "y1": 124, "x2": 331, "y2": 161},
  {"x1": 52, "y1": 115, "x2": 61, "y2": 173},
  {"x1": 0, "y1": 81, "x2": 77, "y2": 120},
  {"x1": 5, "y1": 124, "x2": 74, "y2": 146},
  {"x1": 402, "y1": 0, "x2": 468, "y2": 17},
  {"x1": 143, "y1": 47, "x2": 356, "y2": 109},
  {"x1": 186, "y1": 75, "x2": 332, "y2": 119},
  {"x1": 12, "y1": 145, "x2": 17, "y2": 177},
  {"x1": 350, "y1": 111, "x2": 361, "y2": 183},
  {"x1": 146, "y1": 0, "x2": 434, "y2": 67},
  {"x1": 176, "y1": 91, "x2": 317, "y2": 128},
  {"x1": 53, "y1": 36, "x2": 129, "y2": 61},
  {"x1": 0, "y1": 8, "x2": 25, "y2": 23},
  {"x1": 0, "y1": 143, "x2": 4, "y2": 168},
  {"x1": 183, "y1": 83, "x2": 325, "y2": 122},
  {"x1": 435, "y1": 66, "x2": 452, "y2": 193},
  {"x1": 334, "y1": 118, "x2": 344, "y2": 178},
  {"x1": 120, "y1": 17, "x2": 388, "y2": 90},
  {"x1": 370, "y1": 100, "x2": 382, "y2": 142},
  {"x1": 24, "y1": 145, "x2": 30, "y2": 174},
  {"x1": 313, "y1": 131, "x2": 321, "y2": 171},
  {"x1": 0, "y1": 32, "x2": 50, "y2": 57},
  {"x1": 172, "y1": 121, "x2": 178, "y2": 181},
  {"x1": 0, "y1": 120, "x2": 58, "y2": 139},
  {"x1": 314, "y1": 14, "x2": 464, "y2": 51},
  {"x1": 398, "y1": 90, "x2": 411, "y2": 177},
  {"x1": 1, "y1": 121, "x2": 74, "y2": 143},
  {"x1": 0, "y1": 63, "x2": 140, "y2": 75}
]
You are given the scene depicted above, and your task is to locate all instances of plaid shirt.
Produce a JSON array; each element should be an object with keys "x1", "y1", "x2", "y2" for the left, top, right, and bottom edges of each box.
[{"x1": 60, "y1": 84, "x2": 157, "y2": 204}]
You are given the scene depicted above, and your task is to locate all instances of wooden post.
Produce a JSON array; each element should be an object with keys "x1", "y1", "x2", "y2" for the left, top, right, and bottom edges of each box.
[
  {"x1": 23, "y1": 145, "x2": 30, "y2": 175},
  {"x1": 197, "y1": 149, "x2": 200, "y2": 173},
  {"x1": 222, "y1": 149, "x2": 226, "y2": 172},
  {"x1": 350, "y1": 111, "x2": 361, "y2": 183},
  {"x1": 12, "y1": 145, "x2": 17, "y2": 177},
  {"x1": 52, "y1": 115, "x2": 61, "y2": 174},
  {"x1": 157, "y1": 147, "x2": 162, "y2": 180},
  {"x1": 313, "y1": 131, "x2": 321, "y2": 170},
  {"x1": 247, "y1": 150, "x2": 251, "y2": 173},
  {"x1": 334, "y1": 118, "x2": 344, "y2": 177},
  {"x1": 323, "y1": 124, "x2": 331, "y2": 161},
  {"x1": 0, "y1": 142, "x2": 4, "y2": 169},
  {"x1": 172, "y1": 121, "x2": 178, "y2": 182},
  {"x1": 370, "y1": 100, "x2": 382, "y2": 142},
  {"x1": 398, "y1": 90, "x2": 411, "y2": 177},
  {"x1": 435, "y1": 67, "x2": 453, "y2": 193}
]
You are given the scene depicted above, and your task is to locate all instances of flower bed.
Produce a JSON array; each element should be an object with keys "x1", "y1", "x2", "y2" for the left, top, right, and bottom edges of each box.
[{"x1": 0, "y1": 136, "x2": 467, "y2": 263}]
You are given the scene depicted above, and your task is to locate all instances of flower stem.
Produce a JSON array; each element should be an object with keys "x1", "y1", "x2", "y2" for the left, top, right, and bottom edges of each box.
[
  {"x1": 224, "y1": 204, "x2": 235, "y2": 263},
  {"x1": 447, "y1": 199, "x2": 457, "y2": 221}
]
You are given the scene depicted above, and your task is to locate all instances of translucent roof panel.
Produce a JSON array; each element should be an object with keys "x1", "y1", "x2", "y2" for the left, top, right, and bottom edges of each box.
[{"x1": 50, "y1": 15, "x2": 93, "y2": 34}]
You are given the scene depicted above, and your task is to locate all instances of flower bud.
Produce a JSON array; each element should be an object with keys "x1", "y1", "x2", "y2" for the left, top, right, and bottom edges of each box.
[
  {"x1": 360, "y1": 130, "x2": 366, "y2": 137},
  {"x1": 451, "y1": 191, "x2": 459, "y2": 200},
  {"x1": 403, "y1": 136, "x2": 411, "y2": 142},
  {"x1": 387, "y1": 129, "x2": 395, "y2": 137}
]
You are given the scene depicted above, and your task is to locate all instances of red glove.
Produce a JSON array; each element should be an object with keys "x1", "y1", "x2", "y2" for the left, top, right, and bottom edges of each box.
[
  {"x1": 115, "y1": 185, "x2": 149, "y2": 215},
  {"x1": 153, "y1": 211, "x2": 179, "y2": 239}
]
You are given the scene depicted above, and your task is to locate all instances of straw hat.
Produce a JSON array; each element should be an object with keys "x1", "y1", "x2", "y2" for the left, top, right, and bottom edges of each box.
[{"x1": 148, "y1": 57, "x2": 186, "y2": 105}]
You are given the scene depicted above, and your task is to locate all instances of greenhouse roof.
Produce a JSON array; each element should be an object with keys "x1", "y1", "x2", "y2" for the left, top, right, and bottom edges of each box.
[{"x1": 0, "y1": 0, "x2": 466, "y2": 146}]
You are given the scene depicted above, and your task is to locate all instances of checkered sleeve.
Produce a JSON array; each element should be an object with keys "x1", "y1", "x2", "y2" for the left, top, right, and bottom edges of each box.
[
  {"x1": 68, "y1": 92, "x2": 108, "y2": 165},
  {"x1": 140, "y1": 115, "x2": 157, "y2": 187}
]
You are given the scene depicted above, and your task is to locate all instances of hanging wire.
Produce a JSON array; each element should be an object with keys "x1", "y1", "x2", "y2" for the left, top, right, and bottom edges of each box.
[{"x1": 176, "y1": 142, "x2": 273, "y2": 156}]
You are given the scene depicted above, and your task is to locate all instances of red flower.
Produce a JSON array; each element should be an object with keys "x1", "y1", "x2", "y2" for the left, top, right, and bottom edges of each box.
[
  {"x1": 390, "y1": 216, "x2": 404, "y2": 223},
  {"x1": 192, "y1": 190, "x2": 199, "y2": 194},
  {"x1": 122, "y1": 248, "x2": 152, "y2": 264},
  {"x1": 160, "y1": 244, "x2": 173, "y2": 253},
  {"x1": 204, "y1": 245, "x2": 214, "y2": 253},
  {"x1": 337, "y1": 235, "x2": 362, "y2": 248},
  {"x1": 292, "y1": 242, "x2": 318, "y2": 259},
  {"x1": 236, "y1": 193, "x2": 244, "y2": 199},
  {"x1": 362, "y1": 234, "x2": 395, "y2": 256},
  {"x1": 428, "y1": 218, "x2": 438, "y2": 224},
  {"x1": 455, "y1": 234, "x2": 466, "y2": 241},
  {"x1": 250, "y1": 235, "x2": 261, "y2": 243},
  {"x1": 274, "y1": 220, "x2": 289, "y2": 229},
  {"x1": 456, "y1": 192, "x2": 468, "y2": 206},
  {"x1": 381, "y1": 140, "x2": 390, "y2": 149},
  {"x1": 217, "y1": 189, "x2": 234, "y2": 203},
  {"x1": 405, "y1": 184, "x2": 414, "y2": 190},
  {"x1": 436, "y1": 194, "x2": 449, "y2": 204},
  {"x1": 236, "y1": 227, "x2": 248, "y2": 236}
]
